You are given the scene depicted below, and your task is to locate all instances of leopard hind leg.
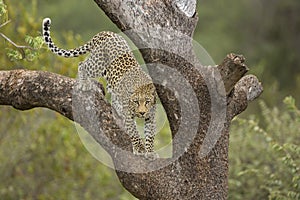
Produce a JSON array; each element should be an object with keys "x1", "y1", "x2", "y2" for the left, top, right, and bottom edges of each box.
[{"x1": 77, "y1": 55, "x2": 103, "y2": 91}]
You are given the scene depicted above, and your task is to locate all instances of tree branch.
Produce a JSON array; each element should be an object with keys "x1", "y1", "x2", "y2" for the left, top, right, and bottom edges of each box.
[
  {"x1": 0, "y1": 70, "x2": 74, "y2": 119},
  {"x1": 0, "y1": 69, "x2": 133, "y2": 154},
  {"x1": 227, "y1": 75, "x2": 263, "y2": 119}
]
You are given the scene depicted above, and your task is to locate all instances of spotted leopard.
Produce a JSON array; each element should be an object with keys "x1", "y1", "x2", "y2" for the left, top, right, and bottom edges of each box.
[{"x1": 42, "y1": 18, "x2": 157, "y2": 158}]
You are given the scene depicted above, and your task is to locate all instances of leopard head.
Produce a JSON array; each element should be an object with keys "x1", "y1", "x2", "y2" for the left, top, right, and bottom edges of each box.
[{"x1": 129, "y1": 83, "x2": 156, "y2": 118}]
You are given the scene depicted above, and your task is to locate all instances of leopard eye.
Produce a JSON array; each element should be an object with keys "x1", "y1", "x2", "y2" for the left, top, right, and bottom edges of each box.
[
  {"x1": 145, "y1": 100, "x2": 151, "y2": 105},
  {"x1": 133, "y1": 100, "x2": 139, "y2": 105}
]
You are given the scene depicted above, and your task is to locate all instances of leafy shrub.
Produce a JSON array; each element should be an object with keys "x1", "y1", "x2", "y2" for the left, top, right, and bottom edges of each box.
[{"x1": 229, "y1": 96, "x2": 300, "y2": 200}]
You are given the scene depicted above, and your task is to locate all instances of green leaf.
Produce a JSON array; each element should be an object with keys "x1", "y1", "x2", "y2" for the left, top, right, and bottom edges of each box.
[
  {"x1": 6, "y1": 48, "x2": 22, "y2": 61},
  {"x1": 283, "y1": 96, "x2": 296, "y2": 111},
  {"x1": 0, "y1": 0, "x2": 7, "y2": 18}
]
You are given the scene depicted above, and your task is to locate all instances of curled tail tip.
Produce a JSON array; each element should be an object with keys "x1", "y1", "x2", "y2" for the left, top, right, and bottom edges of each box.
[{"x1": 43, "y1": 18, "x2": 51, "y2": 27}]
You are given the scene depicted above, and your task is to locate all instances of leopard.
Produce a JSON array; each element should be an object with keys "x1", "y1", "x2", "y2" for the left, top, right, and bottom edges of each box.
[{"x1": 42, "y1": 18, "x2": 157, "y2": 159}]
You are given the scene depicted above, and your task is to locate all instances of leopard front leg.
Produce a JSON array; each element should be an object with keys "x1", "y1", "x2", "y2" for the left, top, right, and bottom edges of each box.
[
  {"x1": 125, "y1": 114, "x2": 146, "y2": 155},
  {"x1": 144, "y1": 106, "x2": 158, "y2": 159}
]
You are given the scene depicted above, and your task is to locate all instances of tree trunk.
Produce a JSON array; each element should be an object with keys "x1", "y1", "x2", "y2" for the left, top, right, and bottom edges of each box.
[{"x1": 0, "y1": 1, "x2": 263, "y2": 199}]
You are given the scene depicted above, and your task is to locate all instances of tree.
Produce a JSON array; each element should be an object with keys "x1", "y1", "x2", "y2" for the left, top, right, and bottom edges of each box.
[{"x1": 0, "y1": 1, "x2": 263, "y2": 199}]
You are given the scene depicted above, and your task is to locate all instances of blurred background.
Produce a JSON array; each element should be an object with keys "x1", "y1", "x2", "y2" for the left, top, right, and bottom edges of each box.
[{"x1": 0, "y1": 0, "x2": 299, "y2": 199}]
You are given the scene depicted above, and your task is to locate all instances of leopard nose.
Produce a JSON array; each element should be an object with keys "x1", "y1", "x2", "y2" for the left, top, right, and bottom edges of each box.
[{"x1": 139, "y1": 112, "x2": 145, "y2": 116}]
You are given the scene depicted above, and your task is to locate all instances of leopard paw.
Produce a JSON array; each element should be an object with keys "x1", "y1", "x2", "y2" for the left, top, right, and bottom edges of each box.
[{"x1": 144, "y1": 152, "x2": 159, "y2": 160}]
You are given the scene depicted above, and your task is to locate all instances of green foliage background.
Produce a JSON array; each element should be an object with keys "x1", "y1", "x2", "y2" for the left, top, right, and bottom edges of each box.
[{"x1": 0, "y1": 0, "x2": 299, "y2": 199}]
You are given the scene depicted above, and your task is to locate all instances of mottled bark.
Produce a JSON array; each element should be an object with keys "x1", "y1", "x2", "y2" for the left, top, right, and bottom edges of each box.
[{"x1": 0, "y1": 0, "x2": 263, "y2": 199}]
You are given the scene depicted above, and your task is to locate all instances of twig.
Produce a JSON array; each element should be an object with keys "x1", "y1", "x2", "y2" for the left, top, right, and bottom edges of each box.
[
  {"x1": 0, "y1": 32, "x2": 32, "y2": 49},
  {"x1": 0, "y1": 20, "x2": 11, "y2": 29},
  {"x1": 0, "y1": 32, "x2": 33, "y2": 59},
  {"x1": 0, "y1": 19, "x2": 35, "y2": 59}
]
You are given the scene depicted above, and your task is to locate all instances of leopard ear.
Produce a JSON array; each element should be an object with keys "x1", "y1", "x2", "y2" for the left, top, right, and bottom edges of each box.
[
  {"x1": 153, "y1": 90, "x2": 159, "y2": 104},
  {"x1": 151, "y1": 85, "x2": 157, "y2": 99}
]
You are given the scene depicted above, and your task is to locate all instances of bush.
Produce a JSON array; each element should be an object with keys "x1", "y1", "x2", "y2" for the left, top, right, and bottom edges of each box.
[{"x1": 229, "y1": 96, "x2": 300, "y2": 200}]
